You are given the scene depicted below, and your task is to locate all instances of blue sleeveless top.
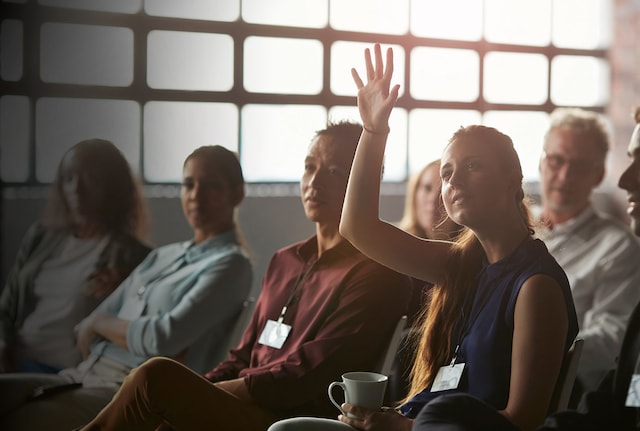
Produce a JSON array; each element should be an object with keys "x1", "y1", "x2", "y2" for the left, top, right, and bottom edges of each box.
[{"x1": 400, "y1": 238, "x2": 578, "y2": 418}]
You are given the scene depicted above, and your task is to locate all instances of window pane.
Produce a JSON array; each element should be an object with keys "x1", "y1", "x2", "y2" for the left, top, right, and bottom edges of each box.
[
  {"x1": 39, "y1": 0, "x2": 141, "y2": 13},
  {"x1": 482, "y1": 110, "x2": 549, "y2": 182},
  {"x1": 331, "y1": 41, "x2": 405, "y2": 97},
  {"x1": 40, "y1": 23, "x2": 133, "y2": 86},
  {"x1": 1, "y1": 20, "x2": 23, "y2": 81},
  {"x1": 329, "y1": 105, "x2": 408, "y2": 182},
  {"x1": 553, "y1": 0, "x2": 612, "y2": 49},
  {"x1": 484, "y1": 0, "x2": 551, "y2": 46},
  {"x1": 244, "y1": 37, "x2": 323, "y2": 95},
  {"x1": 330, "y1": 0, "x2": 409, "y2": 35},
  {"x1": 411, "y1": 0, "x2": 482, "y2": 40},
  {"x1": 145, "y1": 0, "x2": 239, "y2": 21},
  {"x1": 408, "y1": 109, "x2": 481, "y2": 174},
  {"x1": 143, "y1": 101, "x2": 238, "y2": 182},
  {"x1": 484, "y1": 52, "x2": 548, "y2": 104},
  {"x1": 241, "y1": 104, "x2": 326, "y2": 182},
  {"x1": 243, "y1": 0, "x2": 327, "y2": 27},
  {"x1": 551, "y1": 56, "x2": 610, "y2": 106},
  {"x1": 147, "y1": 31, "x2": 233, "y2": 91},
  {"x1": 1, "y1": 95, "x2": 30, "y2": 182},
  {"x1": 411, "y1": 47, "x2": 479, "y2": 102},
  {"x1": 35, "y1": 98, "x2": 140, "y2": 182}
]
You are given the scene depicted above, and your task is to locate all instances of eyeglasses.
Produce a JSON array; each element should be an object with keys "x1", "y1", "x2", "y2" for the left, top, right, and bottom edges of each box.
[{"x1": 541, "y1": 151, "x2": 602, "y2": 175}]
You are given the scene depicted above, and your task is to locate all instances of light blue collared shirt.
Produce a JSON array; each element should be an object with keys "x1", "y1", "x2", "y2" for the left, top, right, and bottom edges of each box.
[{"x1": 89, "y1": 230, "x2": 252, "y2": 374}]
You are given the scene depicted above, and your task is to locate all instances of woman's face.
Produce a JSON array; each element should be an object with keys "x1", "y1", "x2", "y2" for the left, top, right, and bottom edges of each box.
[
  {"x1": 414, "y1": 164, "x2": 445, "y2": 236},
  {"x1": 440, "y1": 138, "x2": 516, "y2": 229},
  {"x1": 59, "y1": 149, "x2": 95, "y2": 225},
  {"x1": 181, "y1": 155, "x2": 241, "y2": 242}
]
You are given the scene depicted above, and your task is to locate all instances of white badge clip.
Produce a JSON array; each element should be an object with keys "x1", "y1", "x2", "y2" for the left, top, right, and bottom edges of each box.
[
  {"x1": 431, "y1": 345, "x2": 465, "y2": 392},
  {"x1": 431, "y1": 363, "x2": 465, "y2": 392},
  {"x1": 626, "y1": 374, "x2": 640, "y2": 407},
  {"x1": 258, "y1": 319, "x2": 292, "y2": 349}
]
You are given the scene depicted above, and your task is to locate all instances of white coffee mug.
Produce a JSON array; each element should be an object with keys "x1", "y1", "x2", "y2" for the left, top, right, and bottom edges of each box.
[{"x1": 327, "y1": 371, "x2": 388, "y2": 418}]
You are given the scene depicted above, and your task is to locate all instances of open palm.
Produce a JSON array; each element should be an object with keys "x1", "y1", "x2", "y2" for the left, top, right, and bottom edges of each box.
[{"x1": 351, "y1": 44, "x2": 400, "y2": 134}]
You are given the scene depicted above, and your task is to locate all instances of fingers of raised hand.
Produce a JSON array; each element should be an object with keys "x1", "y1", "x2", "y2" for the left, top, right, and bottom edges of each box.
[
  {"x1": 365, "y1": 47, "x2": 374, "y2": 81},
  {"x1": 374, "y1": 43, "x2": 384, "y2": 79},
  {"x1": 351, "y1": 67, "x2": 364, "y2": 89}
]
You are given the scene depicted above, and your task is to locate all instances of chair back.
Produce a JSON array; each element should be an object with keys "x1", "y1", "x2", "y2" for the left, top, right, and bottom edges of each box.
[
  {"x1": 377, "y1": 315, "x2": 408, "y2": 376},
  {"x1": 547, "y1": 338, "x2": 584, "y2": 413},
  {"x1": 226, "y1": 297, "x2": 256, "y2": 351}
]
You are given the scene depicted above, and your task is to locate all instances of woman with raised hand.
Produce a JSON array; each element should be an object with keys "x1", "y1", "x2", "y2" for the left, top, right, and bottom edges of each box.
[{"x1": 270, "y1": 44, "x2": 578, "y2": 431}]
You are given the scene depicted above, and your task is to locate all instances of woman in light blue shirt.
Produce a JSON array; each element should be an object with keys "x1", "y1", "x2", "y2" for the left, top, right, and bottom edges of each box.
[{"x1": 0, "y1": 145, "x2": 253, "y2": 431}]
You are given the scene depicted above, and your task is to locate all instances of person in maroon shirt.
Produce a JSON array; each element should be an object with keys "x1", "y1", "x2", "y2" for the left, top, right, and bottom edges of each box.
[{"x1": 77, "y1": 120, "x2": 412, "y2": 431}]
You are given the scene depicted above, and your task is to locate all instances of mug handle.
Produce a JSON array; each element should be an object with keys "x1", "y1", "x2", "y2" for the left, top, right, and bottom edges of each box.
[{"x1": 328, "y1": 381, "x2": 346, "y2": 415}]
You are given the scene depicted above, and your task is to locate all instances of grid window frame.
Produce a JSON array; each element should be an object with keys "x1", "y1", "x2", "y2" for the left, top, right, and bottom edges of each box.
[{"x1": 0, "y1": 1, "x2": 610, "y2": 187}]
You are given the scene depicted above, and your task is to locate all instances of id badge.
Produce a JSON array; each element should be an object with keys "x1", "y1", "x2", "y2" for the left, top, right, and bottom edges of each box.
[
  {"x1": 431, "y1": 363, "x2": 465, "y2": 392},
  {"x1": 258, "y1": 319, "x2": 292, "y2": 349},
  {"x1": 117, "y1": 296, "x2": 145, "y2": 320},
  {"x1": 626, "y1": 374, "x2": 640, "y2": 407}
]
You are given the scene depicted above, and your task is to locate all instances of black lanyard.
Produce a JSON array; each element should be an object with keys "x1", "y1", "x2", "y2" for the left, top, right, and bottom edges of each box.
[
  {"x1": 450, "y1": 266, "x2": 508, "y2": 365},
  {"x1": 276, "y1": 258, "x2": 317, "y2": 323}
]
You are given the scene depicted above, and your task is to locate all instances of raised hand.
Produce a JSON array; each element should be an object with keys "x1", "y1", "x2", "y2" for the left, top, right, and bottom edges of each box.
[{"x1": 351, "y1": 43, "x2": 400, "y2": 135}]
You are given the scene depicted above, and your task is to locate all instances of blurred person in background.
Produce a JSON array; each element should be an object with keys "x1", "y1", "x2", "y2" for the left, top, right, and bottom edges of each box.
[
  {"x1": 0, "y1": 145, "x2": 253, "y2": 430},
  {"x1": 0, "y1": 138, "x2": 151, "y2": 374},
  {"x1": 537, "y1": 107, "x2": 640, "y2": 398}
]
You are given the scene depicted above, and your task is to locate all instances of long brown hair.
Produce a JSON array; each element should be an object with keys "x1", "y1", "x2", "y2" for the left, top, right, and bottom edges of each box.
[
  {"x1": 43, "y1": 139, "x2": 148, "y2": 240},
  {"x1": 403, "y1": 125, "x2": 535, "y2": 403}
]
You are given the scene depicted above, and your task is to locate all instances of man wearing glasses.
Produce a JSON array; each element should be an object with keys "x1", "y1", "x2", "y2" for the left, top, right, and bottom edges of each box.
[{"x1": 538, "y1": 107, "x2": 640, "y2": 400}]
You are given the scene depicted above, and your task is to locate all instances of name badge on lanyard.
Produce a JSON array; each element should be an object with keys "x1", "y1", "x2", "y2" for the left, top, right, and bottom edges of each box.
[
  {"x1": 258, "y1": 306, "x2": 292, "y2": 349},
  {"x1": 431, "y1": 344, "x2": 465, "y2": 392}
]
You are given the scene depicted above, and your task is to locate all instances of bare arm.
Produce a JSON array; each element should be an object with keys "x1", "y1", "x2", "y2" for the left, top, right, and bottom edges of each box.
[
  {"x1": 500, "y1": 274, "x2": 568, "y2": 431},
  {"x1": 340, "y1": 43, "x2": 452, "y2": 283}
]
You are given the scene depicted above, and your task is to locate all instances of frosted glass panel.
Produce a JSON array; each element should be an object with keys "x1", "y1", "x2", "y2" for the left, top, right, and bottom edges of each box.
[
  {"x1": 1, "y1": 96, "x2": 30, "y2": 182},
  {"x1": 408, "y1": 109, "x2": 482, "y2": 174},
  {"x1": 1, "y1": 20, "x2": 23, "y2": 81},
  {"x1": 484, "y1": 0, "x2": 551, "y2": 46},
  {"x1": 143, "y1": 102, "x2": 238, "y2": 182},
  {"x1": 244, "y1": 37, "x2": 323, "y2": 95},
  {"x1": 330, "y1": 0, "x2": 409, "y2": 35},
  {"x1": 331, "y1": 41, "x2": 405, "y2": 97},
  {"x1": 553, "y1": 0, "x2": 612, "y2": 49},
  {"x1": 411, "y1": 0, "x2": 482, "y2": 41},
  {"x1": 241, "y1": 104, "x2": 327, "y2": 182},
  {"x1": 243, "y1": 0, "x2": 327, "y2": 27},
  {"x1": 484, "y1": 52, "x2": 548, "y2": 104},
  {"x1": 40, "y1": 23, "x2": 133, "y2": 86},
  {"x1": 147, "y1": 31, "x2": 233, "y2": 91},
  {"x1": 39, "y1": 0, "x2": 141, "y2": 13},
  {"x1": 482, "y1": 110, "x2": 550, "y2": 182},
  {"x1": 411, "y1": 47, "x2": 479, "y2": 102},
  {"x1": 145, "y1": 0, "x2": 239, "y2": 21},
  {"x1": 329, "y1": 105, "x2": 408, "y2": 182},
  {"x1": 35, "y1": 98, "x2": 140, "y2": 182},
  {"x1": 551, "y1": 56, "x2": 610, "y2": 106}
]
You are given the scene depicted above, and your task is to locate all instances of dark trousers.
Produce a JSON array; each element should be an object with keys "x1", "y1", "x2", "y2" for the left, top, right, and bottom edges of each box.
[{"x1": 412, "y1": 394, "x2": 520, "y2": 431}]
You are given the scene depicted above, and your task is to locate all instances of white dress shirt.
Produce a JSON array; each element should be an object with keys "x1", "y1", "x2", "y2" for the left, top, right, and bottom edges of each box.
[{"x1": 539, "y1": 205, "x2": 640, "y2": 391}]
